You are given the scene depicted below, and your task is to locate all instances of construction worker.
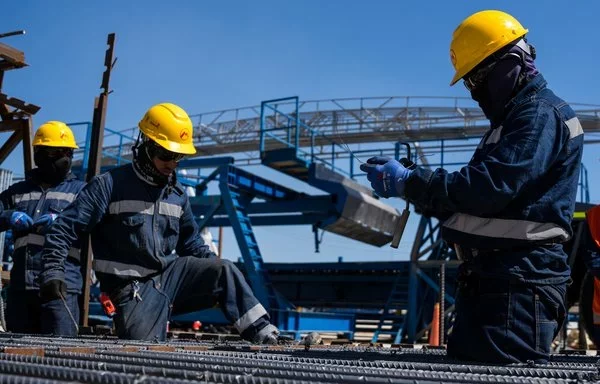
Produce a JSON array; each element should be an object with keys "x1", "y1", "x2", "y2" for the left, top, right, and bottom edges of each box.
[
  {"x1": 0, "y1": 121, "x2": 84, "y2": 335},
  {"x1": 40, "y1": 103, "x2": 281, "y2": 343},
  {"x1": 583, "y1": 205, "x2": 600, "y2": 344},
  {"x1": 361, "y1": 10, "x2": 583, "y2": 363}
]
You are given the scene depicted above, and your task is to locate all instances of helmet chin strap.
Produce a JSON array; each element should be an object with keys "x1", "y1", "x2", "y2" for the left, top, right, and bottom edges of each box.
[{"x1": 132, "y1": 133, "x2": 170, "y2": 187}]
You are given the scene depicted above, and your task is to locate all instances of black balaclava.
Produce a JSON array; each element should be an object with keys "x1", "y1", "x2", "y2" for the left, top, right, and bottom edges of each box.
[
  {"x1": 469, "y1": 40, "x2": 538, "y2": 126},
  {"x1": 33, "y1": 147, "x2": 72, "y2": 185},
  {"x1": 132, "y1": 134, "x2": 172, "y2": 187}
]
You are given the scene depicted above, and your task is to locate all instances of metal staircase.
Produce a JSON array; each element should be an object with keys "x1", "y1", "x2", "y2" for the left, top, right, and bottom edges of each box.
[
  {"x1": 370, "y1": 272, "x2": 408, "y2": 344},
  {"x1": 259, "y1": 96, "x2": 401, "y2": 247},
  {"x1": 219, "y1": 180, "x2": 280, "y2": 311}
]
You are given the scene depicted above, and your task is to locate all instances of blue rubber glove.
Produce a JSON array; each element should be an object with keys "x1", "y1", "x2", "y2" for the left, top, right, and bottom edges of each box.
[
  {"x1": 10, "y1": 211, "x2": 33, "y2": 232},
  {"x1": 33, "y1": 213, "x2": 58, "y2": 234},
  {"x1": 359, "y1": 156, "x2": 413, "y2": 198}
]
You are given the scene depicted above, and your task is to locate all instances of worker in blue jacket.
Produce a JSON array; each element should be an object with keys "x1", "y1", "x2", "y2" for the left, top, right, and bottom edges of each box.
[
  {"x1": 0, "y1": 121, "x2": 85, "y2": 335},
  {"x1": 40, "y1": 103, "x2": 281, "y2": 343},
  {"x1": 361, "y1": 10, "x2": 583, "y2": 363}
]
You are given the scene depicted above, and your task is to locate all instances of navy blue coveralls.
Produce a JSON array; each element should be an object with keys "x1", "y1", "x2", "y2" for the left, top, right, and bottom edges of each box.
[
  {"x1": 41, "y1": 164, "x2": 269, "y2": 341},
  {"x1": 404, "y1": 74, "x2": 584, "y2": 363},
  {"x1": 0, "y1": 169, "x2": 85, "y2": 335}
]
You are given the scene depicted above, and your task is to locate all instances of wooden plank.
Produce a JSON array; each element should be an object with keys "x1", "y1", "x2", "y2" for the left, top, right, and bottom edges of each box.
[
  {"x1": 0, "y1": 42, "x2": 26, "y2": 68},
  {"x1": 0, "y1": 93, "x2": 41, "y2": 115},
  {"x1": 22, "y1": 118, "x2": 33, "y2": 172},
  {"x1": 0, "y1": 130, "x2": 22, "y2": 167},
  {"x1": 0, "y1": 119, "x2": 24, "y2": 133}
]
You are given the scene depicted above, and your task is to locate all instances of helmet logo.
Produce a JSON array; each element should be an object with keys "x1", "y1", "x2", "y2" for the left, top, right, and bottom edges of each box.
[
  {"x1": 180, "y1": 129, "x2": 189, "y2": 140},
  {"x1": 450, "y1": 49, "x2": 457, "y2": 67},
  {"x1": 60, "y1": 130, "x2": 67, "y2": 139}
]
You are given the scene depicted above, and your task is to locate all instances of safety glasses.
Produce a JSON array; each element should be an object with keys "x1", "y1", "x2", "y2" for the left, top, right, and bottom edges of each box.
[
  {"x1": 463, "y1": 51, "x2": 523, "y2": 92},
  {"x1": 463, "y1": 60, "x2": 497, "y2": 92},
  {"x1": 149, "y1": 142, "x2": 187, "y2": 162}
]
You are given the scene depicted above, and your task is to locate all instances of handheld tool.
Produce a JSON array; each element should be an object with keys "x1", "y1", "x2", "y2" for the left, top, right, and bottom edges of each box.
[{"x1": 391, "y1": 142, "x2": 416, "y2": 249}]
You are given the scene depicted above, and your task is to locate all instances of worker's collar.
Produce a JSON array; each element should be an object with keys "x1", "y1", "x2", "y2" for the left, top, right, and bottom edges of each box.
[
  {"x1": 26, "y1": 167, "x2": 77, "y2": 186},
  {"x1": 504, "y1": 73, "x2": 548, "y2": 113}
]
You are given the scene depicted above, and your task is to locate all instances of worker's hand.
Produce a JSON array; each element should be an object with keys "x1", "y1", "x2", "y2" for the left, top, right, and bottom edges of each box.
[
  {"x1": 360, "y1": 156, "x2": 413, "y2": 198},
  {"x1": 39, "y1": 279, "x2": 66, "y2": 303},
  {"x1": 10, "y1": 211, "x2": 33, "y2": 232},
  {"x1": 33, "y1": 213, "x2": 58, "y2": 234}
]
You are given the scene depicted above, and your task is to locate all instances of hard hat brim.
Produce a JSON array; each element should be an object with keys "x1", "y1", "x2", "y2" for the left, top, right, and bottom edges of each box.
[{"x1": 153, "y1": 137, "x2": 197, "y2": 155}]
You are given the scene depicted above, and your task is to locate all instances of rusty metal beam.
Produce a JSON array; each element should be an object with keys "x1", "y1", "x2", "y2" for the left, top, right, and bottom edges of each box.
[{"x1": 80, "y1": 33, "x2": 116, "y2": 328}]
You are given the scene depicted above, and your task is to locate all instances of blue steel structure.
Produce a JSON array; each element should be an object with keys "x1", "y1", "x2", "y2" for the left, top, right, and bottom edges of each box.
[{"x1": 67, "y1": 95, "x2": 595, "y2": 343}]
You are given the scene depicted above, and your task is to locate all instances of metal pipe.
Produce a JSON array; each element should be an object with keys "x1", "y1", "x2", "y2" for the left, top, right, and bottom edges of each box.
[{"x1": 0, "y1": 30, "x2": 26, "y2": 39}]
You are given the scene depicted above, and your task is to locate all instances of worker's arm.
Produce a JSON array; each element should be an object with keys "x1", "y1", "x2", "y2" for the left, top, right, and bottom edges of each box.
[
  {"x1": 176, "y1": 196, "x2": 216, "y2": 258},
  {"x1": 0, "y1": 186, "x2": 15, "y2": 232},
  {"x1": 40, "y1": 174, "x2": 112, "y2": 285},
  {"x1": 404, "y1": 103, "x2": 566, "y2": 216}
]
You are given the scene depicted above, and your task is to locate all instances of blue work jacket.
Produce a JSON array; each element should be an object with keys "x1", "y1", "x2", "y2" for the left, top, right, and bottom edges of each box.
[
  {"x1": 404, "y1": 74, "x2": 584, "y2": 283},
  {"x1": 40, "y1": 164, "x2": 215, "y2": 293},
  {"x1": 0, "y1": 170, "x2": 86, "y2": 292}
]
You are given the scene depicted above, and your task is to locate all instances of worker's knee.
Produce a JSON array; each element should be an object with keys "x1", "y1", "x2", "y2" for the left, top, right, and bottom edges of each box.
[
  {"x1": 218, "y1": 259, "x2": 236, "y2": 272},
  {"x1": 448, "y1": 279, "x2": 565, "y2": 364}
]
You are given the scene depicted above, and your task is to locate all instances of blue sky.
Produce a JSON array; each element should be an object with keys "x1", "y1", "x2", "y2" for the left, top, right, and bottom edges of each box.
[{"x1": 1, "y1": 1, "x2": 600, "y2": 263}]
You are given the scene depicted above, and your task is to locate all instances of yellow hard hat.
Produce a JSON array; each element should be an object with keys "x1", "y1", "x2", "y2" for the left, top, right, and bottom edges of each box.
[
  {"x1": 33, "y1": 121, "x2": 79, "y2": 149},
  {"x1": 449, "y1": 10, "x2": 529, "y2": 86},
  {"x1": 138, "y1": 103, "x2": 196, "y2": 155}
]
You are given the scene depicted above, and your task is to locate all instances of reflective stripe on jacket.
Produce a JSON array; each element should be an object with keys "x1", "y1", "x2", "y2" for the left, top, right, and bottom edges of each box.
[
  {"x1": 41, "y1": 164, "x2": 215, "y2": 293},
  {"x1": 0, "y1": 170, "x2": 85, "y2": 292},
  {"x1": 405, "y1": 74, "x2": 583, "y2": 251}
]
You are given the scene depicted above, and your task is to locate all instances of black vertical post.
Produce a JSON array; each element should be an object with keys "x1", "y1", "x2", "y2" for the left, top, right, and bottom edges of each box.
[{"x1": 79, "y1": 33, "x2": 116, "y2": 328}]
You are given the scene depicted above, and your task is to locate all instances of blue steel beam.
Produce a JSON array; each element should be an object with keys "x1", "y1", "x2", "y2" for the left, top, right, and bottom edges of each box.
[
  {"x1": 208, "y1": 213, "x2": 328, "y2": 227},
  {"x1": 415, "y1": 267, "x2": 455, "y2": 305},
  {"x1": 191, "y1": 196, "x2": 333, "y2": 217},
  {"x1": 224, "y1": 165, "x2": 301, "y2": 201},
  {"x1": 178, "y1": 156, "x2": 234, "y2": 169}
]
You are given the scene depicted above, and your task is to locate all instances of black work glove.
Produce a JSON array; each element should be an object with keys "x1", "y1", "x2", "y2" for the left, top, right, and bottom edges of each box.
[{"x1": 40, "y1": 279, "x2": 66, "y2": 303}]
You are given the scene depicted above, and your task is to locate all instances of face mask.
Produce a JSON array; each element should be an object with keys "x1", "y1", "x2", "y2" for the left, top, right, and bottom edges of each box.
[
  {"x1": 470, "y1": 56, "x2": 522, "y2": 124},
  {"x1": 132, "y1": 141, "x2": 170, "y2": 186},
  {"x1": 34, "y1": 149, "x2": 73, "y2": 185},
  {"x1": 466, "y1": 41, "x2": 537, "y2": 125}
]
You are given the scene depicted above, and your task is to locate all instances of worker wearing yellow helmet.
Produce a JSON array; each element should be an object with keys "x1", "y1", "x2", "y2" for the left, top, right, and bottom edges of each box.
[
  {"x1": 0, "y1": 121, "x2": 86, "y2": 336},
  {"x1": 361, "y1": 10, "x2": 583, "y2": 363},
  {"x1": 40, "y1": 103, "x2": 282, "y2": 344}
]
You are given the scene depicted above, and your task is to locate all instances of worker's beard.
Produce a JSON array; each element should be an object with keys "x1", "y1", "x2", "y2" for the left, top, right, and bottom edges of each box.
[
  {"x1": 132, "y1": 141, "x2": 170, "y2": 187},
  {"x1": 34, "y1": 151, "x2": 71, "y2": 185}
]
